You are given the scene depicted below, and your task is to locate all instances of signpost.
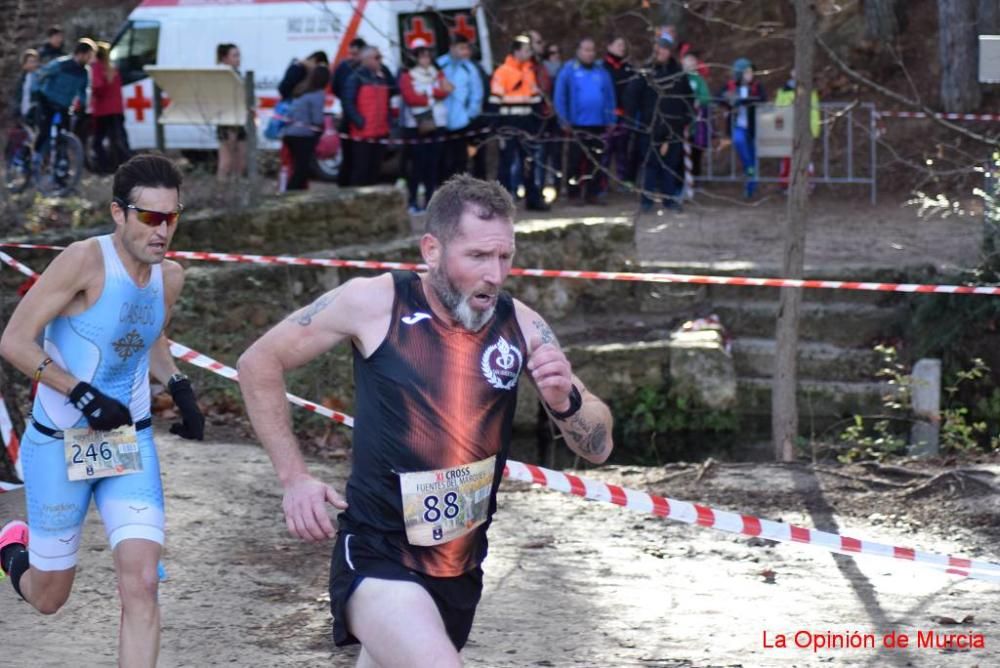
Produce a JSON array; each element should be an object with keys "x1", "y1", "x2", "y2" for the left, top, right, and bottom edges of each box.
[{"x1": 756, "y1": 104, "x2": 794, "y2": 159}]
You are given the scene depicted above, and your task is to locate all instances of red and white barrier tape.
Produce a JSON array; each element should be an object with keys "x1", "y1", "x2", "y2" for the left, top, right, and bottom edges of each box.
[
  {"x1": 170, "y1": 336, "x2": 1000, "y2": 584},
  {"x1": 0, "y1": 390, "x2": 22, "y2": 493},
  {"x1": 503, "y1": 460, "x2": 1000, "y2": 583},
  {"x1": 167, "y1": 341, "x2": 354, "y2": 428},
  {"x1": 683, "y1": 140, "x2": 694, "y2": 200},
  {"x1": 5, "y1": 254, "x2": 1000, "y2": 583},
  {"x1": 876, "y1": 110, "x2": 1000, "y2": 122},
  {"x1": 0, "y1": 250, "x2": 41, "y2": 280},
  {"x1": 4, "y1": 243, "x2": 1000, "y2": 297}
]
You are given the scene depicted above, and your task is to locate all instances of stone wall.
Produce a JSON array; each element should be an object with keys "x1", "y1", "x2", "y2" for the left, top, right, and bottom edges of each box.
[
  {"x1": 172, "y1": 186, "x2": 409, "y2": 254},
  {"x1": 164, "y1": 216, "x2": 644, "y2": 438},
  {"x1": 3, "y1": 185, "x2": 409, "y2": 260}
]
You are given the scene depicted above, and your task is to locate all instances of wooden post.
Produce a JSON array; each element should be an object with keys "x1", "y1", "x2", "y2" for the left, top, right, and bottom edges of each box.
[
  {"x1": 244, "y1": 70, "x2": 259, "y2": 205},
  {"x1": 772, "y1": 0, "x2": 818, "y2": 461},
  {"x1": 153, "y1": 84, "x2": 166, "y2": 152}
]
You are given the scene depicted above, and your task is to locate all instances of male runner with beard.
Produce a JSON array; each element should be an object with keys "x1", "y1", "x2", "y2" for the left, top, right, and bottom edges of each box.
[{"x1": 238, "y1": 173, "x2": 613, "y2": 667}]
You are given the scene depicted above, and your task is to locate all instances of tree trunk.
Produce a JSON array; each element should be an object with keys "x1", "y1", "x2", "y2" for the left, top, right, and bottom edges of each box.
[
  {"x1": 938, "y1": 0, "x2": 982, "y2": 112},
  {"x1": 864, "y1": 0, "x2": 899, "y2": 42},
  {"x1": 980, "y1": 0, "x2": 1000, "y2": 36},
  {"x1": 772, "y1": 0, "x2": 818, "y2": 462}
]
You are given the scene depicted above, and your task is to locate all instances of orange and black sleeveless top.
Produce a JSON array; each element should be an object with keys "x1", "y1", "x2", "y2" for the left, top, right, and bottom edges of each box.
[{"x1": 342, "y1": 271, "x2": 527, "y2": 577}]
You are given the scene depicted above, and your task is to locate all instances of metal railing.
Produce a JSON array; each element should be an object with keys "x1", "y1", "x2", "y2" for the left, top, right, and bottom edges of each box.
[{"x1": 699, "y1": 102, "x2": 878, "y2": 204}]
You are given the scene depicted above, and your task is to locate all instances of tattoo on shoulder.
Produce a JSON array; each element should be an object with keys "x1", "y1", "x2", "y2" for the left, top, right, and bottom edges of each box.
[
  {"x1": 533, "y1": 318, "x2": 559, "y2": 346},
  {"x1": 287, "y1": 290, "x2": 338, "y2": 326}
]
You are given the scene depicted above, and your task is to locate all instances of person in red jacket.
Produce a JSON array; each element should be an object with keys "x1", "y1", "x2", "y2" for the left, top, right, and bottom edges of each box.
[
  {"x1": 90, "y1": 42, "x2": 131, "y2": 174},
  {"x1": 399, "y1": 39, "x2": 453, "y2": 212},
  {"x1": 342, "y1": 46, "x2": 398, "y2": 186}
]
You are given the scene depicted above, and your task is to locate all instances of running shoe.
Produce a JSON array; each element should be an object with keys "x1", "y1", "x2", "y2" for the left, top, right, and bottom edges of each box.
[{"x1": 0, "y1": 520, "x2": 29, "y2": 574}]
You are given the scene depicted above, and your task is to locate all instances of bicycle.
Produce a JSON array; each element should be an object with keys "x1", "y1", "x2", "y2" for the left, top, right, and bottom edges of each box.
[
  {"x1": 3, "y1": 122, "x2": 35, "y2": 194},
  {"x1": 33, "y1": 109, "x2": 85, "y2": 197}
]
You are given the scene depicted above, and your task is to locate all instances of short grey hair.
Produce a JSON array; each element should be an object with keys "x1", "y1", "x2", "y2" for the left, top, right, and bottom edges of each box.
[{"x1": 425, "y1": 174, "x2": 516, "y2": 244}]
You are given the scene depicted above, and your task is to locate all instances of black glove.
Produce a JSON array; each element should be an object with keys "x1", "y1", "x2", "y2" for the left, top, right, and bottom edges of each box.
[
  {"x1": 168, "y1": 377, "x2": 205, "y2": 441},
  {"x1": 69, "y1": 382, "x2": 133, "y2": 431}
]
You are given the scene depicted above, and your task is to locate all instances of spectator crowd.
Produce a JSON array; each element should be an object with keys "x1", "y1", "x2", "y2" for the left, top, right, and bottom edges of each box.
[
  {"x1": 7, "y1": 22, "x2": 809, "y2": 209},
  {"x1": 323, "y1": 24, "x2": 794, "y2": 212},
  {"x1": 9, "y1": 26, "x2": 133, "y2": 178}
]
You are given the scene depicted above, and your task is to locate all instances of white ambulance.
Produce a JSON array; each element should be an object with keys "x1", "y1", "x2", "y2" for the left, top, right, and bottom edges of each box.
[{"x1": 109, "y1": 0, "x2": 492, "y2": 178}]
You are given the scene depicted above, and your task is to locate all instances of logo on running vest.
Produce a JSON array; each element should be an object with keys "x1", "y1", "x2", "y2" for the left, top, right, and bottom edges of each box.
[
  {"x1": 112, "y1": 329, "x2": 145, "y2": 360},
  {"x1": 480, "y1": 336, "x2": 522, "y2": 391},
  {"x1": 402, "y1": 312, "x2": 432, "y2": 325},
  {"x1": 119, "y1": 302, "x2": 155, "y2": 326}
]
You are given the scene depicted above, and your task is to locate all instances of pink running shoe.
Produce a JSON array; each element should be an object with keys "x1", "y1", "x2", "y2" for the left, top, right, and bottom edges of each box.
[{"x1": 0, "y1": 520, "x2": 29, "y2": 574}]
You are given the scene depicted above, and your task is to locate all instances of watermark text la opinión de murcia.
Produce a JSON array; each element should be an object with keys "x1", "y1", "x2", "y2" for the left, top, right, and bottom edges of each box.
[{"x1": 762, "y1": 629, "x2": 985, "y2": 652}]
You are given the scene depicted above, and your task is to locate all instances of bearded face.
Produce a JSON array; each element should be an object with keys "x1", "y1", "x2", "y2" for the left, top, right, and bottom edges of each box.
[{"x1": 429, "y1": 255, "x2": 498, "y2": 332}]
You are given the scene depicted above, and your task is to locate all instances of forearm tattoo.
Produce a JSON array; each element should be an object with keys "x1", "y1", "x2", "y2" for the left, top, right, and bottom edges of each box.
[
  {"x1": 565, "y1": 412, "x2": 607, "y2": 456},
  {"x1": 287, "y1": 290, "x2": 338, "y2": 326},
  {"x1": 533, "y1": 318, "x2": 560, "y2": 347}
]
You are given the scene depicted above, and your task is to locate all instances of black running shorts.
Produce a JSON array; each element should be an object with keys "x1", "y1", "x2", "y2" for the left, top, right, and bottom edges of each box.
[{"x1": 329, "y1": 530, "x2": 483, "y2": 650}]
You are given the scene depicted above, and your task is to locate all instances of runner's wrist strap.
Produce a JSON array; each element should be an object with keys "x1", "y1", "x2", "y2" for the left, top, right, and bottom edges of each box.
[
  {"x1": 30, "y1": 357, "x2": 53, "y2": 401},
  {"x1": 547, "y1": 385, "x2": 582, "y2": 420}
]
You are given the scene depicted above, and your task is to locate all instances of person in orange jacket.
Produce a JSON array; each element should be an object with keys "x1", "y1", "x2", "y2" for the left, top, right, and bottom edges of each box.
[{"x1": 489, "y1": 35, "x2": 548, "y2": 210}]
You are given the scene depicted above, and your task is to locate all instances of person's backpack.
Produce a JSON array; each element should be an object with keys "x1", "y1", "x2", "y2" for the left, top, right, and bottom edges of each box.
[{"x1": 264, "y1": 99, "x2": 292, "y2": 140}]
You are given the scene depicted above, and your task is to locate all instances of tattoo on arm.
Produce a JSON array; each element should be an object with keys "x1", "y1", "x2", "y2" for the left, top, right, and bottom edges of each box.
[
  {"x1": 533, "y1": 318, "x2": 559, "y2": 347},
  {"x1": 287, "y1": 290, "x2": 338, "y2": 326},
  {"x1": 564, "y1": 412, "x2": 607, "y2": 455}
]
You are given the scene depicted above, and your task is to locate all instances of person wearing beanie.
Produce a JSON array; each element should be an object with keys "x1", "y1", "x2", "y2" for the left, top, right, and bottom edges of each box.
[{"x1": 717, "y1": 57, "x2": 766, "y2": 199}]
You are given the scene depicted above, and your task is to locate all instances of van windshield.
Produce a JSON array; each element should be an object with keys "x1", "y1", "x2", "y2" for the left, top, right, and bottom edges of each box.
[{"x1": 111, "y1": 20, "x2": 160, "y2": 85}]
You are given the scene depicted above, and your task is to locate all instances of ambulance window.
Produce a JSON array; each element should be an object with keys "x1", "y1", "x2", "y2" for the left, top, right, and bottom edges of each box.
[
  {"x1": 398, "y1": 10, "x2": 482, "y2": 65},
  {"x1": 111, "y1": 21, "x2": 160, "y2": 86}
]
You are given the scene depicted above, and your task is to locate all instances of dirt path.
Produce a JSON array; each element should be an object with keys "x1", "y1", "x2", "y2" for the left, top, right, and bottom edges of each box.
[
  {"x1": 2, "y1": 431, "x2": 997, "y2": 667},
  {"x1": 503, "y1": 189, "x2": 983, "y2": 275}
]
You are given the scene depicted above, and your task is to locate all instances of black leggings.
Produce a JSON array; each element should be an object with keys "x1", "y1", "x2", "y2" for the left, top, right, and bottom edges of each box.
[
  {"x1": 284, "y1": 134, "x2": 320, "y2": 190},
  {"x1": 93, "y1": 114, "x2": 131, "y2": 173},
  {"x1": 405, "y1": 128, "x2": 444, "y2": 207}
]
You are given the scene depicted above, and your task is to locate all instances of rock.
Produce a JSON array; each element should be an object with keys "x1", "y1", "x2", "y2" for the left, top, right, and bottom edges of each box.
[
  {"x1": 564, "y1": 341, "x2": 671, "y2": 401},
  {"x1": 668, "y1": 330, "x2": 737, "y2": 410}
]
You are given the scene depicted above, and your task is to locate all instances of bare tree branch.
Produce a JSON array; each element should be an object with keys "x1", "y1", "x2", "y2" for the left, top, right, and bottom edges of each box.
[{"x1": 816, "y1": 37, "x2": 999, "y2": 148}]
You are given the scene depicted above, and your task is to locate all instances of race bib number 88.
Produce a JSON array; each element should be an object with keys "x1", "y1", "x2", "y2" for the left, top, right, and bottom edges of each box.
[
  {"x1": 64, "y1": 425, "x2": 143, "y2": 481},
  {"x1": 399, "y1": 456, "x2": 496, "y2": 546}
]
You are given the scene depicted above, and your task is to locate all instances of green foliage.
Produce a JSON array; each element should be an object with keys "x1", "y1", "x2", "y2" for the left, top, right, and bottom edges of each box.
[
  {"x1": 836, "y1": 345, "x2": 911, "y2": 463},
  {"x1": 837, "y1": 414, "x2": 908, "y2": 463},
  {"x1": 626, "y1": 385, "x2": 739, "y2": 435},
  {"x1": 614, "y1": 384, "x2": 740, "y2": 464},
  {"x1": 838, "y1": 346, "x2": 1000, "y2": 461},
  {"x1": 939, "y1": 357, "x2": 1000, "y2": 453}
]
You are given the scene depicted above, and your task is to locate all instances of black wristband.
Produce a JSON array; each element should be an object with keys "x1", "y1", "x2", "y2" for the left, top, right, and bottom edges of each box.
[{"x1": 546, "y1": 385, "x2": 582, "y2": 420}]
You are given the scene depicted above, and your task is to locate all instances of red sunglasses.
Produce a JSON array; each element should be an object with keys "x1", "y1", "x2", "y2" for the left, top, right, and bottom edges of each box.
[{"x1": 114, "y1": 198, "x2": 184, "y2": 227}]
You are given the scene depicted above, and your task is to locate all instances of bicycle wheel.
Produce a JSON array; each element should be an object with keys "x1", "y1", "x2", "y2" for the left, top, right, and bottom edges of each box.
[
  {"x1": 4, "y1": 142, "x2": 33, "y2": 194},
  {"x1": 35, "y1": 132, "x2": 84, "y2": 196}
]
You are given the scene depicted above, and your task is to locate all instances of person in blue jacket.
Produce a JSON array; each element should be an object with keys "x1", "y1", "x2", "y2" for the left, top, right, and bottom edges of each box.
[
  {"x1": 554, "y1": 37, "x2": 615, "y2": 205},
  {"x1": 33, "y1": 39, "x2": 95, "y2": 157},
  {"x1": 436, "y1": 34, "x2": 484, "y2": 180},
  {"x1": 717, "y1": 57, "x2": 767, "y2": 199}
]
